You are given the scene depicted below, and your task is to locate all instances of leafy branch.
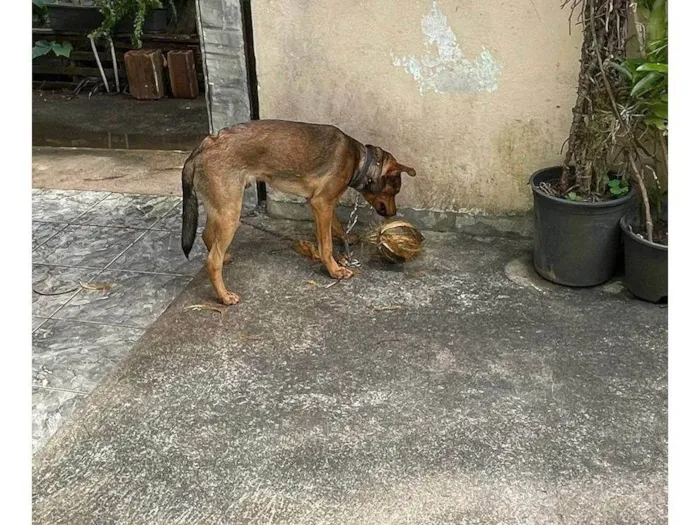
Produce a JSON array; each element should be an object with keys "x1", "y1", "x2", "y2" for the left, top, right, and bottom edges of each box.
[{"x1": 90, "y1": 0, "x2": 176, "y2": 49}]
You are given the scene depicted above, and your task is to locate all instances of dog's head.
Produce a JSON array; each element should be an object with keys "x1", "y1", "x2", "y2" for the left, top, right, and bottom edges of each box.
[{"x1": 358, "y1": 146, "x2": 416, "y2": 217}]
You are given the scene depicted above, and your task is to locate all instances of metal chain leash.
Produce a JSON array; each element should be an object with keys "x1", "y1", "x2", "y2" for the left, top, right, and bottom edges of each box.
[{"x1": 341, "y1": 195, "x2": 362, "y2": 268}]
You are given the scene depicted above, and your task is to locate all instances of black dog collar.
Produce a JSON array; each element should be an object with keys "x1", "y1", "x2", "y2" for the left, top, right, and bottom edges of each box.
[{"x1": 349, "y1": 145, "x2": 374, "y2": 190}]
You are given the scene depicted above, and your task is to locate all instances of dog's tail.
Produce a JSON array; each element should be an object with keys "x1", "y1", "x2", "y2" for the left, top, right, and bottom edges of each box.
[{"x1": 181, "y1": 153, "x2": 199, "y2": 259}]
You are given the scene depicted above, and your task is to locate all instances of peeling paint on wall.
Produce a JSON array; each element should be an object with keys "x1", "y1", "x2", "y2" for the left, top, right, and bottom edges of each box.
[{"x1": 392, "y1": 1, "x2": 502, "y2": 95}]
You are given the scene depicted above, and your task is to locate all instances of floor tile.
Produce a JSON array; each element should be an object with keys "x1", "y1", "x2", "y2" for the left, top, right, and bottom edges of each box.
[
  {"x1": 32, "y1": 189, "x2": 108, "y2": 223},
  {"x1": 33, "y1": 319, "x2": 144, "y2": 393},
  {"x1": 74, "y1": 194, "x2": 180, "y2": 230},
  {"x1": 55, "y1": 270, "x2": 191, "y2": 328},
  {"x1": 109, "y1": 228, "x2": 207, "y2": 275},
  {"x1": 32, "y1": 222, "x2": 68, "y2": 250},
  {"x1": 33, "y1": 225, "x2": 144, "y2": 268},
  {"x1": 33, "y1": 317, "x2": 48, "y2": 332},
  {"x1": 153, "y1": 201, "x2": 206, "y2": 231},
  {"x1": 32, "y1": 265, "x2": 101, "y2": 318},
  {"x1": 32, "y1": 387, "x2": 86, "y2": 455}
]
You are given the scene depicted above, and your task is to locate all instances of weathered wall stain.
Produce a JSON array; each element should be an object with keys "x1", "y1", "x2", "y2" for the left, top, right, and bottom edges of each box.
[{"x1": 392, "y1": 1, "x2": 502, "y2": 95}]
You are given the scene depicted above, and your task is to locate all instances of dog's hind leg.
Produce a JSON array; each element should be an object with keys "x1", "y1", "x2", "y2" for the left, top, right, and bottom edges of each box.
[
  {"x1": 205, "y1": 207, "x2": 241, "y2": 305},
  {"x1": 202, "y1": 218, "x2": 232, "y2": 264}
]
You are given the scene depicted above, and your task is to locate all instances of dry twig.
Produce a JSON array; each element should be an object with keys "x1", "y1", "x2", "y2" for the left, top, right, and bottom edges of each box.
[{"x1": 184, "y1": 303, "x2": 226, "y2": 315}]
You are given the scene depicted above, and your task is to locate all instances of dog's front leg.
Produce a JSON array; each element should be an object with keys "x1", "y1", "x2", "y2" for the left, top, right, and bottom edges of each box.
[{"x1": 310, "y1": 199, "x2": 353, "y2": 280}]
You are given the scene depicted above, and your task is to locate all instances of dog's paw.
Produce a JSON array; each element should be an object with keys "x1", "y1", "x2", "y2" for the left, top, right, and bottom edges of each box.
[
  {"x1": 219, "y1": 291, "x2": 241, "y2": 305},
  {"x1": 329, "y1": 266, "x2": 354, "y2": 280}
]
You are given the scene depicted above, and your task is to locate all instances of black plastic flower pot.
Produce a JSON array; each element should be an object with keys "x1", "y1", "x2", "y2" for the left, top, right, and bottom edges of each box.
[
  {"x1": 46, "y1": 5, "x2": 103, "y2": 32},
  {"x1": 530, "y1": 166, "x2": 636, "y2": 287},
  {"x1": 620, "y1": 210, "x2": 668, "y2": 302}
]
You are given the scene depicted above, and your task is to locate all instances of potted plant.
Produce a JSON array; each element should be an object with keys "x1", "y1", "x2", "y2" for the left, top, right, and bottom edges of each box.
[
  {"x1": 85, "y1": 1, "x2": 175, "y2": 94},
  {"x1": 43, "y1": 1, "x2": 105, "y2": 33},
  {"x1": 529, "y1": 0, "x2": 637, "y2": 287},
  {"x1": 615, "y1": 0, "x2": 668, "y2": 302},
  {"x1": 91, "y1": 0, "x2": 174, "y2": 49}
]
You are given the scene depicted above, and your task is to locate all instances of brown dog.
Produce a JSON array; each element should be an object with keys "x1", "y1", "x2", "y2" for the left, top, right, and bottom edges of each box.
[{"x1": 181, "y1": 119, "x2": 416, "y2": 305}]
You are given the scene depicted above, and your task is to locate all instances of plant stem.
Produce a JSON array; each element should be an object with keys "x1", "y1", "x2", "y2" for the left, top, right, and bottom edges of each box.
[
  {"x1": 628, "y1": 152, "x2": 654, "y2": 240},
  {"x1": 561, "y1": 12, "x2": 595, "y2": 191},
  {"x1": 658, "y1": 130, "x2": 668, "y2": 177},
  {"x1": 630, "y1": 1, "x2": 647, "y2": 56},
  {"x1": 590, "y1": 0, "x2": 654, "y2": 241}
]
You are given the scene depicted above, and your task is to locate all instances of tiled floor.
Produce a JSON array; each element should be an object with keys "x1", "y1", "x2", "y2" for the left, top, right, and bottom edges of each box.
[{"x1": 32, "y1": 189, "x2": 207, "y2": 454}]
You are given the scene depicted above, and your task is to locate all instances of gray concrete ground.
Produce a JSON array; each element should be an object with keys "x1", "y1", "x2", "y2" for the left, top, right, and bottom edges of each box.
[{"x1": 32, "y1": 213, "x2": 667, "y2": 524}]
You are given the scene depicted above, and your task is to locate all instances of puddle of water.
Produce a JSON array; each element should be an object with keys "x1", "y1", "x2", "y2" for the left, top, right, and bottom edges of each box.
[{"x1": 33, "y1": 122, "x2": 207, "y2": 152}]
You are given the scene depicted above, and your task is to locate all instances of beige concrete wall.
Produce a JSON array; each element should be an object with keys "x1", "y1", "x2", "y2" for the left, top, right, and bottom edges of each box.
[{"x1": 252, "y1": 0, "x2": 581, "y2": 216}]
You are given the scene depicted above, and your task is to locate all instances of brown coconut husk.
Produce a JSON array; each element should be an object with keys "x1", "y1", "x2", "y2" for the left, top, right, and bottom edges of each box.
[
  {"x1": 293, "y1": 221, "x2": 424, "y2": 265},
  {"x1": 363, "y1": 220, "x2": 424, "y2": 263}
]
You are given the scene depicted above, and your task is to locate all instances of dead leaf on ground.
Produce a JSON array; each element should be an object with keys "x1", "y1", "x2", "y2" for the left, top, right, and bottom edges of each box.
[
  {"x1": 372, "y1": 305, "x2": 403, "y2": 312},
  {"x1": 79, "y1": 281, "x2": 114, "y2": 292},
  {"x1": 184, "y1": 303, "x2": 225, "y2": 315}
]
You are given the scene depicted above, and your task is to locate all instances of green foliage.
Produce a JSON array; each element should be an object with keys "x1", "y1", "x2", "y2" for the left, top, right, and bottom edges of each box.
[
  {"x1": 614, "y1": 0, "x2": 668, "y2": 132},
  {"x1": 32, "y1": 0, "x2": 53, "y2": 25},
  {"x1": 566, "y1": 192, "x2": 583, "y2": 202},
  {"x1": 602, "y1": 175, "x2": 629, "y2": 198},
  {"x1": 90, "y1": 0, "x2": 176, "y2": 49},
  {"x1": 32, "y1": 40, "x2": 72, "y2": 60}
]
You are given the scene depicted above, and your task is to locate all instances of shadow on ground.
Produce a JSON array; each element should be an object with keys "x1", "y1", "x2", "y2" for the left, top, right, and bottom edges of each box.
[{"x1": 32, "y1": 218, "x2": 667, "y2": 524}]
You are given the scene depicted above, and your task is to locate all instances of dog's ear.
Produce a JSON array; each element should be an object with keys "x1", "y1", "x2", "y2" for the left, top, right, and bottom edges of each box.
[{"x1": 387, "y1": 162, "x2": 416, "y2": 178}]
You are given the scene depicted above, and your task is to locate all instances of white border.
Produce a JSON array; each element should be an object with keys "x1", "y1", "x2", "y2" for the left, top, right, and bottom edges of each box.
[
  {"x1": 2, "y1": 2, "x2": 32, "y2": 524},
  {"x1": 668, "y1": 1, "x2": 698, "y2": 524}
]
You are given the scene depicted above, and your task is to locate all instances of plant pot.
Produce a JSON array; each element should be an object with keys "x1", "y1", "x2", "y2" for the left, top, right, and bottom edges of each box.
[
  {"x1": 530, "y1": 166, "x2": 636, "y2": 287},
  {"x1": 46, "y1": 5, "x2": 103, "y2": 32},
  {"x1": 620, "y1": 210, "x2": 668, "y2": 302},
  {"x1": 115, "y1": 8, "x2": 169, "y2": 34}
]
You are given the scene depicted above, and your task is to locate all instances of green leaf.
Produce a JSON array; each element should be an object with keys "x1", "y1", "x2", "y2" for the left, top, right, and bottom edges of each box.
[
  {"x1": 32, "y1": 40, "x2": 52, "y2": 59},
  {"x1": 647, "y1": 0, "x2": 668, "y2": 44},
  {"x1": 637, "y1": 62, "x2": 668, "y2": 74},
  {"x1": 52, "y1": 41, "x2": 72, "y2": 58},
  {"x1": 609, "y1": 62, "x2": 634, "y2": 82},
  {"x1": 645, "y1": 116, "x2": 667, "y2": 130},
  {"x1": 631, "y1": 72, "x2": 662, "y2": 98},
  {"x1": 566, "y1": 192, "x2": 582, "y2": 201},
  {"x1": 608, "y1": 179, "x2": 621, "y2": 188},
  {"x1": 649, "y1": 102, "x2": 667, "y2": 119}
]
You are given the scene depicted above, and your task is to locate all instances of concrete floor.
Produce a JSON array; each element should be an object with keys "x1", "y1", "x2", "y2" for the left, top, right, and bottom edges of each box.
[
  {"x1": 32, "y1": 213, "x2": 667, "y2": 524},
  {"x1": 33, "y1": 147, "x2": 188, "y2": 196}
]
